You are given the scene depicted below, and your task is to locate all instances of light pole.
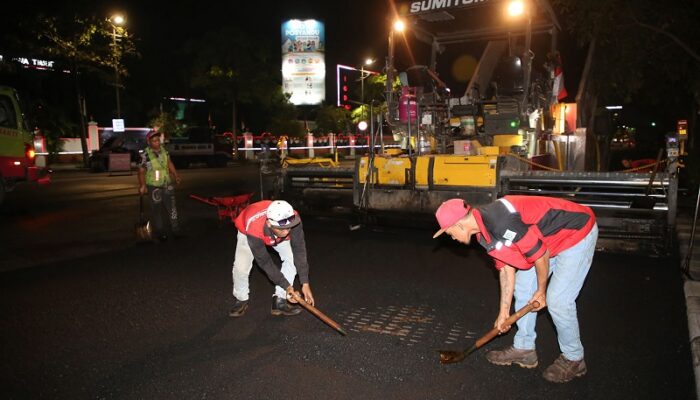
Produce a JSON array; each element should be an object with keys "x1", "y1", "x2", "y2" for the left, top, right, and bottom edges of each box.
[
  {"x1": 386, "y1": 19, "x2": 405, "y2": 122},
  {"x1": 360, "y1": 58, "x2": 374, "y2": 122},
  {"x1": 506, "y1": 0, "x2": 532, "y2": 123},
  {"x1": 360, "y1": 58, "x2": 374, "y2": 109},
  {"x1": 109, "y1": 14, "x2": 126, "y2": 118}
]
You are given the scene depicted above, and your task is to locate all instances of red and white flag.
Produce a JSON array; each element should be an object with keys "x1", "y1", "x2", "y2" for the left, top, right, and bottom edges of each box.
[{"x1": 552, "y1": 54, "x2": 568, "y2": 103}]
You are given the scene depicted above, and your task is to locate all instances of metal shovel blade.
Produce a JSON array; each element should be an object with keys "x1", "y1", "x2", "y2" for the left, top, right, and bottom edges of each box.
[
  {"x1": 437, "y1": 302, "x2": 539, "y2": 365},
  {"x1": 439, "y1": 348, "x2": 469, "y2": 364}
]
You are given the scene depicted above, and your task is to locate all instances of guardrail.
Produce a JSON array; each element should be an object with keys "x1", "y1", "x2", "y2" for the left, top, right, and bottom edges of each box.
[
  {"x1": 234, "y1": 132, "x2": 400, "y2": 160},
  {"x1": 33, "y1": 123, "x2": 402, "y2": 164}
]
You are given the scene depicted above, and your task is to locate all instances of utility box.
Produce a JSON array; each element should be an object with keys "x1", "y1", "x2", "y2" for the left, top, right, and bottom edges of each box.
[
  {"x1": 484, "y1": 113, "x2": 520, "y2": 135},
  {"x1": 108, "y1": 153, "x2": 131, "y2": 173}
]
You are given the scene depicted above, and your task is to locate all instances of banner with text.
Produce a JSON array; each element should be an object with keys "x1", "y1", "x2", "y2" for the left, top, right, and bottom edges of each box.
[{"x1": 281, "y1": 19, "x2": 325, "y2": 105}]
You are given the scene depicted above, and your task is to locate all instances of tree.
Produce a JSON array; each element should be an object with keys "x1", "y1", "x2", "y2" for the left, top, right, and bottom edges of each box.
[
  {"x1": 315, "y1": 105, "x2": 352, "y2": 133},
  {"x1": 29, "y1": 101, "x2": 72, "y2": 164},
  {"x1": 148, "y1": 111, "x2": 182, "y2": 139},
  {"x1": 356, "y1": 73, "x2": 390, "y2": 106},
  {"x1": 186, "y1": 27, "x2": 282, "y2": 147},
  {"x1": 553, "y1": 0, "x2": 700, "y2": 169},
  {"x1": 35, "y1": 14, "x2": 138, "y2": 166},
  {"x1": 266, "y1": 90, "x2": 303, "y2": 136}
]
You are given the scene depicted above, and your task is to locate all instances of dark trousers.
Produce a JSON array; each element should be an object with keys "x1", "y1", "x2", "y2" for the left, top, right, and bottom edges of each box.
[{"x1": 147, "y1": 184, "x2": 180, "y2": 236}]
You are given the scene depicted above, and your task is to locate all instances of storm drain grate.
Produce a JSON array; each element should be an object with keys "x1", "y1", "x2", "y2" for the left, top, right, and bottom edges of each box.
[{"x1": 337, "y1": 305, "x2": 475, "y2": 346}]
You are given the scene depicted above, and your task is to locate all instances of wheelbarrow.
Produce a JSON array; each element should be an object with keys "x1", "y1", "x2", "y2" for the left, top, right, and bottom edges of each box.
[{"x1": 190, "y1": 192, "x2": 254, "y2": 224}]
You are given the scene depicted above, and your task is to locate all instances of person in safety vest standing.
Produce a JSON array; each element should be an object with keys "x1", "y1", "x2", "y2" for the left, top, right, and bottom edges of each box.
[
  {"x1": 228, "y1": 199, "x2": 315, "y2": 317},
  {"x1": 138, "y1": 130, "x2": 182, "y2": 241},
  {"x1": 433, "y1": 196, "x2": 598, "y2": 383}
]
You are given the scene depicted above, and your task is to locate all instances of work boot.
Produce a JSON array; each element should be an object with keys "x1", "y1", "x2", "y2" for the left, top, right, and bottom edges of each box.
[
  {"x1": 485, "y1": 345, "x2": 538, "y2": 368},
  {"x1": 228, "y1": 299, "x2": 249, "y2": 317},
  {"x1": 271, "y1": 296, "x2": 302, "y2": 316},
  {"x1": 542, "y1": 354, "x2": 587, "y2": 383}
]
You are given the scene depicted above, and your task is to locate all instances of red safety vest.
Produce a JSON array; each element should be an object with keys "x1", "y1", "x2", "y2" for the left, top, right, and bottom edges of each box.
[{"x1": 474, "y1": 196, "x2": 596, "y2": 270}]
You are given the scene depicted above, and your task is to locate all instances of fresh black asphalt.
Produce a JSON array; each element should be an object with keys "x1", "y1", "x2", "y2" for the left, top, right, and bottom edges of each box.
[{"x1": 0, "y1": 164, "x2": 694, "y2": 399}]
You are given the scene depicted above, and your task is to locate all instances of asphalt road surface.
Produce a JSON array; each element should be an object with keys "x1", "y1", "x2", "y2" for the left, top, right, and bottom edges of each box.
[{"x1": 0, "y1": 163, "x2": 695, "y2": 399}]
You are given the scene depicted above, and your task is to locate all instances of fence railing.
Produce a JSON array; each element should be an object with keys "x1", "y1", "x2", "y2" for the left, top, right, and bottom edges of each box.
[{"x1": 33, "y1": 123, "x2": 401, "y2": 163}]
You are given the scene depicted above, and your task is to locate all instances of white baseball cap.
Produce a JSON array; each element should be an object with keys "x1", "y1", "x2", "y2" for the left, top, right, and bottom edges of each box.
[{"x1": 266, "y1": 200, "x2": 300, "y2": 228}]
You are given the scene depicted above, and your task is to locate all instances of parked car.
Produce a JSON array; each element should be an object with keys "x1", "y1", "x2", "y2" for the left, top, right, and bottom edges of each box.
[
  {"x1": 89, "y1": 131, "x2": 148, "y2": 172},
  {"x1": 165, "y1": 127, "x2": 233, "y2": 168}
]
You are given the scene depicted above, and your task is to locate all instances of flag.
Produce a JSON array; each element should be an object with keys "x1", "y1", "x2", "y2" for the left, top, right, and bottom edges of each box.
[{"x1": 552, "y1": 53, "x2": 568, "y2": 103}]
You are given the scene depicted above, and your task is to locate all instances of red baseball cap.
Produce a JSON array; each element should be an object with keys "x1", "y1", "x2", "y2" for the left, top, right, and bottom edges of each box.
[
  {"x1": 146, "y1": 130, "x2": 160, "y2": 141},
  {"x1": 433, "y1": 199, "x2": 472, "y2": 238}
]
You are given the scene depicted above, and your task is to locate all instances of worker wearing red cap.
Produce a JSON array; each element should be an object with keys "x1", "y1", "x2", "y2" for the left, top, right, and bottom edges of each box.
[
  {"x1": 434, "y1": 196, "x2": 597, "y2": 383},
  {"x1": 138, "y1": 130, "x2": 182, "y2": 241},
  {"x1": 228, "y1": 199, "x2": 315, "y2": 318}
]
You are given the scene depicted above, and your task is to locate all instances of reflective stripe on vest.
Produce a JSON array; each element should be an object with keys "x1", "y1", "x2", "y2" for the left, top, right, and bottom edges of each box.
[{"x1": 145, "y1": 148, "x2": 170, "y2": 186}]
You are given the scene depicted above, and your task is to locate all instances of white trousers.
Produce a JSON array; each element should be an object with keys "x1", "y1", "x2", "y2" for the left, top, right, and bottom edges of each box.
[{"x1": 232, "y1": 231, "x2": 297, "y2": 301}]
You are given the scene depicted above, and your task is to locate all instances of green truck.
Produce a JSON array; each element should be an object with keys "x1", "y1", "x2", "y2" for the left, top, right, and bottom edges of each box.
[{"x1": 0, "y1": 86, "x2": 50, "y2": 206}]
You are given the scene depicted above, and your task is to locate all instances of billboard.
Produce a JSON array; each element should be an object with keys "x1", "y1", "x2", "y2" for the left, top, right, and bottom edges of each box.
[{"x1": 281, "y1": 19, "x2": 325, "y2": 105}]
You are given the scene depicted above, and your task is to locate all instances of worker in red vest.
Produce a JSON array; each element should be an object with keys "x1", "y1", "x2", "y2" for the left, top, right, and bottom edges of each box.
[
  {"x1": 228, "y1": 200, "x2": 314, "y2": 317},
  {"x1": 434, "y1": 196, "x2": 598, "y2": 383}
]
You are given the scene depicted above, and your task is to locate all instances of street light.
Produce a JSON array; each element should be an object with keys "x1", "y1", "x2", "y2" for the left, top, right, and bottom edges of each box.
[
  {"x1": 387, "y1": 19, "x2": 405, "y2": 122},
  {"x1": 506, "y1": 0, "x2": 532, "y2": 122},
  {"x1": 507, "y1": 0, "x2": 525, "y2": 17},
  {"x1": 109, "y1": 13, "x2": 126, "y2": 118},
  {"x1": 360, "y1": 58, "x2": 375, "y2": 119}
]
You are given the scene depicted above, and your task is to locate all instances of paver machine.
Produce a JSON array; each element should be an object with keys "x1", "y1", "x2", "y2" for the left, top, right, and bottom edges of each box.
[{"x1": 269, "y1": 0, "x2": 681, "y2": 256}]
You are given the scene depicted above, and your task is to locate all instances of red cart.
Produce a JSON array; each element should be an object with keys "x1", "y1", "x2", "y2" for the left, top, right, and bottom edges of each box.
[{"x1": 190, "y1": 193, "x2": 254, "y2": 224}]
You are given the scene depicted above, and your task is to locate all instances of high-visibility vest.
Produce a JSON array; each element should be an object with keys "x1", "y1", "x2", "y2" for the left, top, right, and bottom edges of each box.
[{"x1": 145, "y1": 147, "x2": 170, "y2": 187}]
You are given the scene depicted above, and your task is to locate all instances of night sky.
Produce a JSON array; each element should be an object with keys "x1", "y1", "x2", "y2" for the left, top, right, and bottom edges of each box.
[
  {"x1": 122, "y1": 0, "x2": 583, "y2": 112},
  {"x1": 110, "y1": 0, "x2": 396, "y2": 108},
  {"x1": 127, "y1": 0, "x2": 391, "y2": 96},
  {"x1": 2, "y1": 0, "x2": 587, "y2": 127}
]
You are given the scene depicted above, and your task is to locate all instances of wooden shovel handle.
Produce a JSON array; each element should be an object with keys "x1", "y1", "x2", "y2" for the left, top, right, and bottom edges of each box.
[
  {"x1": 290, "y1": 292, "x2": 347, "y2": 335},
  {"x1": 474, "y1": 301, "x2": 539, "y2": 349}
]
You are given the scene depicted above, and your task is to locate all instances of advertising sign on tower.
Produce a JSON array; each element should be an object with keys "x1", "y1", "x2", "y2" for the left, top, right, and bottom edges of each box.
[{"x1": 281, "y1": 19, "x2": 325, "y2": 105}]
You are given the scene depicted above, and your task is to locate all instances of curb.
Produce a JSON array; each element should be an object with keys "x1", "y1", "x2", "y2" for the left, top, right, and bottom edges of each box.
[{"x1": 684, "y1": 280, "x2": 700, "y2": 399}]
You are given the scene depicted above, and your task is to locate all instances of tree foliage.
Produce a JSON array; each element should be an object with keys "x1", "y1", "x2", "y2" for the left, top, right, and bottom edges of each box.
[
  {"x1": 266, "y1": 90, "x2": 304, "y2": 136},
  {"x1": 315, "y1": 105, "x2": 352, "y2": 133},
  {"x1": 36, "y1": 15, "x2": 138, "y2": 79},
  {"x1": 553, "y1": 0, "x2": 700, "y2": 104},
  {"x1": 186, "y1": 26, "x2": 287, "y2": 133},
  {"x1": 30, "y1": 101, "x2": 72, "y2": 164},
  {"x1": 148, "y1": 111, "x2": 182, "y2": 138},
  {"x1": 32, "y1": 13, "x2": 139, "y2": 166},
  {"x1": 553, "y1": 0, "x2": 700, "y2": 172}
]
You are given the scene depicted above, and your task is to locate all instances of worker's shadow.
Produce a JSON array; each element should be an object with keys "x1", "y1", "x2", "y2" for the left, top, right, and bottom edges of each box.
[{"x1": 432, "y1": 237, "x2": 497, "y2": 276}]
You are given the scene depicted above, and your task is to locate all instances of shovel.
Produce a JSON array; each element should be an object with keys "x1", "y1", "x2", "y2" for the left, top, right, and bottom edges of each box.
[
  {"x1": 289, "y1": 291, "x2": 347, "y2": 336},
  {"x1": 134, "y1": 195, "x2": 152, "y2": 242},
  {"x1": 438, "y1": 301, "x2": 539, "y2": 364}
]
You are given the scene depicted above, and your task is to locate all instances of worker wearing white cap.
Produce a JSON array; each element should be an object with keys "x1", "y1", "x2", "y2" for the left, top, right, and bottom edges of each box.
[{"x1": 228, "y1": 199, "x2": 314, "y2": 317}]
